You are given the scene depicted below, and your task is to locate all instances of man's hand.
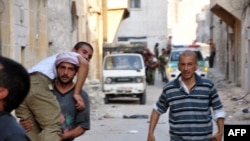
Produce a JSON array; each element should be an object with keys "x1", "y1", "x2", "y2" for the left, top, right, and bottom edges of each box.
[
  {"x1": 58, "y1": 132, "x2": 67, "y2": 141},
  {"x1": 147, "y1": 133, "x2": 155, "y2": 141},
  {"x1": 73, "y1": 94, "x2": 85, "y2": 110},
  {"x1": 19, "y1": 119, "x2": 33, "y2": 132},
  {"x1": 211, "y1": 132, "x2": 223, "y2": 141}
]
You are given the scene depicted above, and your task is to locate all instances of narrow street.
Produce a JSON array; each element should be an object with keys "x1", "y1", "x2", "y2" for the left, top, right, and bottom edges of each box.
[
  {"x1": 75, "y1": 71, "x2": 169, "y2": 141},
  {"x1": 4, "y1": 1, "x2": 250, "y2": 141},
  {"x1": 76, "y1": 68, "x2": 250, "y2": 141}
]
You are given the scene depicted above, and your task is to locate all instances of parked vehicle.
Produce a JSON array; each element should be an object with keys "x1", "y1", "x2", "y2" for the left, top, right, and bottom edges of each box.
[
  {"x1": 166, "y1": 47, "x2": 208, "y2": 81},
  {"x1": 102, "y1": 44, "x2": 147, "y2": 104}
]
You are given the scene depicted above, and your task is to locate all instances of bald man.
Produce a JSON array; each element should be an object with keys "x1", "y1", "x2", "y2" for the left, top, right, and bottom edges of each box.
[{"x1": 147, "y1": 50, "x2": 225, "y2": 141}]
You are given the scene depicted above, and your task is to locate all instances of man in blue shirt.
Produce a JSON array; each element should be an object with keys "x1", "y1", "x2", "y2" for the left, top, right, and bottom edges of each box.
[{"x1": 147, "y1": 50, "x2": 225, "y2": 141}]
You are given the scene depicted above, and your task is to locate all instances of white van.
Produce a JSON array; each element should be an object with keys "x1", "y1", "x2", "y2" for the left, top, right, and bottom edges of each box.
[{"x1": 102, "y1": 53, "x2": 146, "y2": 104}]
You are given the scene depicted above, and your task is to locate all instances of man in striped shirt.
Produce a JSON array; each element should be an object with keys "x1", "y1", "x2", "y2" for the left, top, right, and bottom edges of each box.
[{"x1": 147, "y1": 50, "x2": 225, "y2": 141}]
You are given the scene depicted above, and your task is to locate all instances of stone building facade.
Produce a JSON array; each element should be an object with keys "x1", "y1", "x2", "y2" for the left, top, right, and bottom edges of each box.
[
  {"x1": 0, "y1": 0, "x2": 49, "y2": 68},
  {"x1": 0, "y1": 0, "x2": 129, "y2": 108},
  {"x1": 209, "y1": 0, "x2": 250, "y2": 91},
  {"x1": 0, "y1": 0, "x2": 129, "y2": 80}
]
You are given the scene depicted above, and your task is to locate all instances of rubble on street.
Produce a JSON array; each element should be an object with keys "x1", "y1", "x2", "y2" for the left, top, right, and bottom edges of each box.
[{"x1": 208, "y1": 68, "x2": 250, "y2": 124}]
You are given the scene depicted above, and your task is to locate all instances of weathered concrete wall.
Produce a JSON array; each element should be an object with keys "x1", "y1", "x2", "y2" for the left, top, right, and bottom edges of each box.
[
  {"x1": 0, "y1": 0, "x2": 49, "y2": 69},
  {"x1": 0, "y1": 0, "x2": 130, "y2": 109},
  {"x1": 47, "y1": 0, "x2": 73, "y2": 55},
  {"x1": 241, "y1": 6, "x2": 250, "y2": 91},
  {"x1": 209, "y1": 0, "x2": 250, "y2": 91},
  {"x1": 212, "y1": 17, "x2": 228, "y2": 72}
]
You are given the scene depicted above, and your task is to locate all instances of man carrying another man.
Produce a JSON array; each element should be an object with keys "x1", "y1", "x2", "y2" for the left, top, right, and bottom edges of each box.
[
  {"x1": 16, "y1": 41, "x2": 93, "y2": 141},
  {"x1": 55, "y1": 53, "x2": 90, "y2": 140}
]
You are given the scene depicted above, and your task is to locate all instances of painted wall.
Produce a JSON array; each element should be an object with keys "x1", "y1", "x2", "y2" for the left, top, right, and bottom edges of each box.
[
  {"x1": 168, "y1": 0, "x2": 209, "y2": 45},
  {"x1": 116, "y1": 0, "x2": 168, "y2": 52},
  {"x1": 47, "y1": 0, "x2": 73, "y2": 55}
]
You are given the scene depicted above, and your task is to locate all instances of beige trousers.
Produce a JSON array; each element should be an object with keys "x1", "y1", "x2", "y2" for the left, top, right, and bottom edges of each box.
[{"x1": 15, "y1": 73, "x2": 61, "y2": 141}]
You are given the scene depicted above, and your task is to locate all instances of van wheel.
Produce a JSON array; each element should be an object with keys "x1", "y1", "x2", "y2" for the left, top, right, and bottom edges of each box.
[
  {"x1": 104, "y1": 95, "x2": 110, "y2": 104},
  {"x1": 140, "y1": 92, "x2": 146, "y2": 105}
]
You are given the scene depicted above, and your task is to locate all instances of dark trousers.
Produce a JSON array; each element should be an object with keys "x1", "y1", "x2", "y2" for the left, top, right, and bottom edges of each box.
[
  {"x1": 146, "y1": 67, "x2": 156, "y2": 85},
  {"x1": 209, "y1": 52, "x2": 216, "y2": 68}
]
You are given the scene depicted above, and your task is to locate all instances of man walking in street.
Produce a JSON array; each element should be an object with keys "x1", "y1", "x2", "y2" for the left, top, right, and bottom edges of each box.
[
  {"x1": 158, "y1": 48, "x2": 168, "y2": 82},
  {"x1": 166, "y1": 35, "x2": 172, "y2": 56},
  {"x1": 154, "y1": 43, "x2": 159, "y2": 60},
  {"x1": 208, "y1": 39, "x2": 216, "y2": 68},
  {"x1": 147, "y1": 50, "x2": 225, "y2": 141},
  {"x1": 144, "y1": 47, "x2": 159, "y2": 85}
]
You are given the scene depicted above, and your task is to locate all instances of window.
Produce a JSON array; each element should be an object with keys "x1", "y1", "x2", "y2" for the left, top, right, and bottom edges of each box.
[
  {"x1": 130, "y1": 0, "x2": 141, "y2": 9},
  {"x1": 104, "y1": 56, "x2": 143, "y2": 70}
]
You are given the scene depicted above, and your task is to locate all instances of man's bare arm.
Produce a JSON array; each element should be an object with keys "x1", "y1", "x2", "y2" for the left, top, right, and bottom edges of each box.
[
  {"x1": 211, "y1": 118, "x2": 224, "y2": 141},
  {"x1": 73, "y1": 55, "x2": 89, "y2": 110},
  {"x1": 147, "y1": 109, "x2": 160, "y2": 141}
]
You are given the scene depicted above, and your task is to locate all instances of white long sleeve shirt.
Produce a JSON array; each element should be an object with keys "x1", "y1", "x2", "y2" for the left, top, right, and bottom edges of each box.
[{"x1": 28, "y1": 52, "x2": 79, "y2": 80}]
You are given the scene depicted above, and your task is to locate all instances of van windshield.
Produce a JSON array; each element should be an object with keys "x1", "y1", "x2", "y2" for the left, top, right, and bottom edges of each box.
[{"x1": 104, "y1": 55, "x2": 143, "y2": 70}]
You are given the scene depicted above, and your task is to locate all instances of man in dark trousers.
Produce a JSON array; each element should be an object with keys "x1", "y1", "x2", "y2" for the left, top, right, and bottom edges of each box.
[
  {"x1": 154, "y1": 43, "x2": 159, "y2": 59},
  {"x1": 158, "y1": 48, "x2": 168, "y2": 82},
  {"x1": 208, "y1": 39, "x2": 216, "y2": 68}
]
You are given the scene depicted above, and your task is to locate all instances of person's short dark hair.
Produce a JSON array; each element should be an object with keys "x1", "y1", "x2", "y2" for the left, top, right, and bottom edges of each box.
[
  {"x1": 0, "y1": 56, "x2": 30, "y2": 112},
  {"x1": 73, "y1": 41, "x2": 94, "y2": 52},
  {"x1": 179, "y1": 50, "x2": 198, "y2": 62}
]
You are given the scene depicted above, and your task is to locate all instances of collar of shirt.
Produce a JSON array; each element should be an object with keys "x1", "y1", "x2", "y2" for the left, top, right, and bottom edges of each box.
[{"x1": 178, "y1": 77, "x2": 190, "y2": 94}]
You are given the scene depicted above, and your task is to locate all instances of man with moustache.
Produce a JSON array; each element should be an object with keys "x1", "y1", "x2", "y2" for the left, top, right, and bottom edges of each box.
[{"x1": 147, "y1": 50, "x2": 225, "y2": 141}]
